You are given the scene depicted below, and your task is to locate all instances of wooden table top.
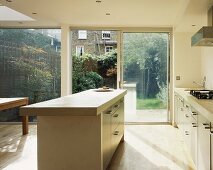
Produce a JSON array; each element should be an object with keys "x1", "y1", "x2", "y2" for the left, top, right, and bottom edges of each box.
[{"x1": 0, "y1": 98, "x2": 28, "y2": 111}]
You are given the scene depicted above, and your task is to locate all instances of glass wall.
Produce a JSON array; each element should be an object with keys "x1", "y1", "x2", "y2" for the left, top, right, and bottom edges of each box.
[
  {"x1": 0, "y1": 29, "x2": 61, "y2": 122},
  {"x1": 71, "y1": 30, "x2": 118, "y2": 93}
]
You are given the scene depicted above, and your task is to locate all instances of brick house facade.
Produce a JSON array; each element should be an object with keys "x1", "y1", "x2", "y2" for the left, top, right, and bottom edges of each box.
[{"x1": 71, "y1": 30, "x2": 117, "y2": 56}]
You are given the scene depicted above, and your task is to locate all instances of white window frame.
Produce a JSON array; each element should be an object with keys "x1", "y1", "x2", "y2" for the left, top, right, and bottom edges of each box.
[
  {"x1": 102, "y1": 31, "x2": 111, "y2": 40},
  {"x1": 105, "y1": 46, "x2": 113, "y2": 53},
  {"x1": 78, "y1": 30, "x2": 87, "y2": 39},
  {"x1": 76, "y1": 45, "x2": 84, "y2": 56}
]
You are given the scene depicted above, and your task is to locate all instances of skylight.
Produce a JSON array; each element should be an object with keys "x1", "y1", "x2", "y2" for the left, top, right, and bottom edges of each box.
[{"x1": 0, "y1": 6, "x2": 34, "y2": 21}]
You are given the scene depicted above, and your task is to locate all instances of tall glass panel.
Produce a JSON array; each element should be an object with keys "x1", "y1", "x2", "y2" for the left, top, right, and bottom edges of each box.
[
  {"x1": 123, "y1": 32, "x2": 169, "y2": 123},
  {"x1": 0, "y1": 29, "x2": 61, "y2": 122}
]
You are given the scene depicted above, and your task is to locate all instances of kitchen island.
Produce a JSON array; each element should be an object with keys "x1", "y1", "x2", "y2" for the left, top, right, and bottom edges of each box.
[{"x1": 20, "y1": 89, "x2": 127, "y2": 170}]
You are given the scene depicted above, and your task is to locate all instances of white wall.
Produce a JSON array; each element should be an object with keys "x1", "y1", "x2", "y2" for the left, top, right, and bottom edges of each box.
[
  {"x1": 201, "y1": 48, "x2": 213, "y2": 89},
  {"x1": 174, "y1": 32, "x2": 202, "y2": 88}
]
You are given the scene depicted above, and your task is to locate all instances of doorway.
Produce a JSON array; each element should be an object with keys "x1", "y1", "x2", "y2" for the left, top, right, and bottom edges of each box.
[{"x1": 122, "y1": 32, "x2": 170, "y2": 123}]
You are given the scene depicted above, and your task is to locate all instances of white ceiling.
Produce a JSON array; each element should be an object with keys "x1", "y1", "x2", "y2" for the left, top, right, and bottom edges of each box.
[{"x1": 0, "y1": 0, "x2": 212, "y2": 32}]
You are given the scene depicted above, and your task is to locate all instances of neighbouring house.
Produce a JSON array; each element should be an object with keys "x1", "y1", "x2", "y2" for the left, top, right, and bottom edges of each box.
[{"x1": 71, "y1": 30, "x2": 117, "y2": 56}]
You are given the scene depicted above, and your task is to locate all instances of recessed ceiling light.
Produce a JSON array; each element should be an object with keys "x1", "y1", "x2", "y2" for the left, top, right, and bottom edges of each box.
[
  {"x1": 6, "y1": 0, "x2": 12, "y2": 2},
  {"x1": 32, "y1": 12, "x2": 37, "y2": 15},
  {"x1": 106, "y1": 13, "x2": 110, "y2": 16},
  {"x1": 192, "y1": 24, "x2": 196, "y2": 27},
  {"x1": 96, "y1": 0, "x2": 101, "y2": 3}
]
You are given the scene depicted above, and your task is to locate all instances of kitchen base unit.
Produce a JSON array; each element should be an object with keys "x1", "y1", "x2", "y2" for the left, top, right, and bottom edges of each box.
[{"x1": 20, "y1": 89, "x2": 127, "y2": 170}]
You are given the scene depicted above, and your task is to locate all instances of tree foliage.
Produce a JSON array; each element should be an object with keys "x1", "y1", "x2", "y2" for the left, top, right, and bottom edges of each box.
[
  {"x1": 0, "y1": 29, "x2": 61, "y2": 103},
  {"x1": 123, "y1": 33, "x2": 168, "y2": 102}
]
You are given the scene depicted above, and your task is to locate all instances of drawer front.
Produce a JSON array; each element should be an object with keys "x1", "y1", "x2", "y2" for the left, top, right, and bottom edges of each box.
[
  {"x1": 111, "y1": 100, "x2": 124, "y2": 131},
  {"x1": 111, "y1": 124, "x2": 124, "y2": 157},
  {"x1": 103, "y1": 100, "x2": 121, "y2": 116}
]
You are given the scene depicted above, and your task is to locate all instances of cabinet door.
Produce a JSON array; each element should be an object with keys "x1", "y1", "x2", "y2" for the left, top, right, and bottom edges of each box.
[
  {"x1": 182, "y1": 105, "x2": 192, "y2": 155},
  {"x1": 190, "y1": 116, "x2": 197, "y2": 167},
  {"x1": 174, "y1": 94, "x2": 178, "y2": 125},
  {"x1": 177, "y1": 96, "x2": 184, "y2": 128},
  {"x1": 103, "y1": 109, "x2": 112, "y2": 170},
  {"x1": 210, "y1": 123, "x2": 213, "y2": 170},
  {"x1": 197, "y1": 114, "x2": 210, "y2": 170}
]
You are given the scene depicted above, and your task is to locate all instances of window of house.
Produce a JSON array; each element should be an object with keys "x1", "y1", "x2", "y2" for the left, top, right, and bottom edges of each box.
[
  {"x1": 102, "y1": 31, "x2": 111, "y2": 40},
  {"x1": 78, "y1": 30, "x2": 87, "y2": 39},
  {"x1": 76, "y1": 46, "x2": 84, "y2": 56},
  {"x1": 105, "y1": 46, "x2": 113, "y2": 53}
]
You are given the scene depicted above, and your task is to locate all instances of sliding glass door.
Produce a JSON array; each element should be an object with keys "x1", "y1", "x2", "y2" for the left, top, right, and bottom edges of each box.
[
  {"x1": 70, "y1": 29, "x2": 170, "y2": 123},
  {"x1": 122, "y1": 32, "x2": 169, "y2": 123}
]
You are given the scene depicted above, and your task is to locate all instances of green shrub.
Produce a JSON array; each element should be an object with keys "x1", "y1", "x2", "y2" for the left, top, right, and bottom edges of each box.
[
  {"x1": 72, "y1": 54, "x2": 103, "y2": 93},
  {"x1": 156, "y1": 83, "x2": 168, "y2": 106}
]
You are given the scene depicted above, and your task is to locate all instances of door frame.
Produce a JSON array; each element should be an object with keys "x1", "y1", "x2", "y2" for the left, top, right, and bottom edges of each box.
[{"x1": 119, "y1": 28, "x2": 173, "y2": 124}]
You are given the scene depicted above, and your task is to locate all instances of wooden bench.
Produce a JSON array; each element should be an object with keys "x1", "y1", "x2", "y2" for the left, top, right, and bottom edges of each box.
[{"x1": 0, "y1": 98, "x2": 29, "y2": 135}]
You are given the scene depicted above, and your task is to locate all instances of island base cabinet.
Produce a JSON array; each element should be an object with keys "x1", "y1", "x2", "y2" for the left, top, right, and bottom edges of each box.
[
  {"x1": 37, "y1": 115, "x2": 103, "y2": 170},
  {"x1": 37, "y1": 98, "x2": 125, "y2": 170}
]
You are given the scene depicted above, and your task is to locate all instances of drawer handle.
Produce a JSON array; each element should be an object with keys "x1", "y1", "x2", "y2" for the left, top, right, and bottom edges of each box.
[
  {"x1": 113, "y1": 114, "x2": 119, "y2": 118},
  {"x1": 202, "y1": 123, "x2": 210, "y2": 129},
  {"x1": 105, "y1": 110, "x2": 112, "y2": 114},
  {"x1": 185, "y1": 105, "x2": 189, "y2": 108},
  {"x1": 180, "y1": 108, "x2": 184, "y2": 111},
  {"x1": 192, "y1": 123, "x2": 197, "y2": 127},
  {"x1": 114, "y1": 104, "x2": 119, "y2": 108},
  {"x1": 185, "y1": 131, "x2": 189, "y2": 135},
  {"x1": 113, "y1": 131, "x2": 119, "y2": 135},
  {"x1": 191, "y1": 111, "x2": 197, "y2": 116},
  {"x1": 185, "y1": 114, "x2": 189, "y2": 118}
]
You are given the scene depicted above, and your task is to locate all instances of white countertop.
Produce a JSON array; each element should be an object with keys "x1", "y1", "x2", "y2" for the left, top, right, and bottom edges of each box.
[
  {"x1": 175, "y1": 88, "x2": 213, "y2": 121},
  {"x1": 20, "y1": 89, "x2": 127, "y2": 116}
]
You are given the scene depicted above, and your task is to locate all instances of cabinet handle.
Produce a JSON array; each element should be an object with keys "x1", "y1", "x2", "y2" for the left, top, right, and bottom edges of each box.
[
  {"x1": 181, "y1": 108, "x2": 184, "y2": 111},
  {"x1": 114, "y1": 104, "x2": 119, "y2": 108},
  {"x1": 113, "y1": 131, "x2": 119, "y2": 135},
  {"x1": 202, "y1": 123, "x2": 210, "y2": 129},
  {"x1": 113, "y1": 114, "x2": 119, "y2": 118},
  {"x1": 185, "y1": 105, "x2": 189, "y2": 108}
]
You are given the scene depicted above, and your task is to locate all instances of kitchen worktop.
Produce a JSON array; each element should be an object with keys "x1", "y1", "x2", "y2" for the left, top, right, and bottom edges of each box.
[
  {"x1": 175, "y1": 88, "x2": 213, "y2": 121},
  {"x1": 20, "y1": 89, "x2": 127, "y2": 116}
]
